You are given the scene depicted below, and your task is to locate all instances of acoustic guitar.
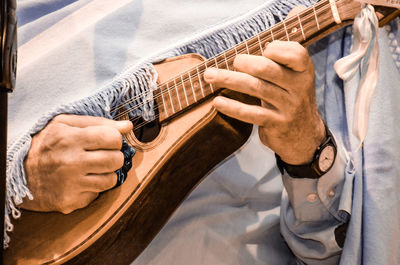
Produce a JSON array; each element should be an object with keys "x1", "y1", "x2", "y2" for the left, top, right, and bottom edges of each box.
[{"x1": 4, "y1": 0, "x2": 399, "y2": 264}]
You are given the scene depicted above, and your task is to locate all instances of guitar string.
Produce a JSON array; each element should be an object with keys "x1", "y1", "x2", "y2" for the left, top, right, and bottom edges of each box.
[
  {"x1": 111, "y1": 3, "x2": 332, "y2": 118},
  {"x1": 118, "y1": 10, "x2": 336, "y2": 132},
  {"x1": 114, "y1": 3, "x2": 339, "y2": 130},
  {"x1": 114, "y1": 2, "x2": 335, "y2": 125},
  {"x1": 111, "y1": 0, "x2": 334, "y2": 117},
  {"x1": 114, "y1": 3, "x2": 335, "y2": 127},
  {"x1": 113, "y1": 8, "x2": 336, "y2": 125},
  {"x1": 111, "y1": 1, "x2": 332, "y2": 118},
  {"x1": 110, "y1": 0, "x2": 332, "y2": 117}
]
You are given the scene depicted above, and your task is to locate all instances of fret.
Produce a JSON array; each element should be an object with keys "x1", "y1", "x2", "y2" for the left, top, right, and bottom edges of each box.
[
  {"x1": 283, "y1": 20, "x2": 290, "y2": 41},
  {"x1": 160, "y1": 88, "x2": 169, "y2": 117},
  {"x1": 312, "y1": 5, "x2": 320, "y2": 30},
  {"x1": 188, "y1": 71, "x2": 197, "y2": 102},
  {"x1": 297, "y1": 13, "x2": 306, "y2": 40},
  {"x1": 196, "y1": 66, "x2": 205, "y2": 97},
  {"x1": 329, "y1": 0, "x2": 342, "y2": 24},
  {"x1": 173, "y1": 79, "x2": 183, "y2": 110},
  {"x1": 214, "y1": 57, "x2": 219, "y2": 68},
  {"x1": 223, "y1": 53, "x2": 230, "y2": 70},
  {"x1": 166, "y1": 82, "x2": 175, "y2": 114},
  {"x1": 270, "y1": 28, "x2": 275, "y2": 41},
  {"x1": 257, "y1": 33, "x2": 263, "y2": 53},
  {"x1": 233, "y1": 46, "x2": 238, "y2": 56},
  {"x1": 245, "y1": 40, "x2": 250, "y2": 54},
  {"x1": 204, "y1": 63, "x2": 214, "y2": 93},
  {"x1": 180, "y1": 74, "x2": 190, "y2": 106}
]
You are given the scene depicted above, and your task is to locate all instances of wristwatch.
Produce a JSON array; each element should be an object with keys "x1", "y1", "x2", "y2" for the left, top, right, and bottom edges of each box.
[{"x1": 275, "y1": 126, "x2": 337, "y2": 179}]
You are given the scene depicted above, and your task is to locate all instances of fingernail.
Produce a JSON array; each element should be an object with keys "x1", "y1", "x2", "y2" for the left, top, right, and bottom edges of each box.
[{"x1": 204, "y1": 68, "x2": 217, "y2": 82}]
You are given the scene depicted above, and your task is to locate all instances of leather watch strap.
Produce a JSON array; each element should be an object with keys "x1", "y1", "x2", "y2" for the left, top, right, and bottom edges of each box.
[
  {"x1": 275, "y1": 153, "x2": 320, "y2": 179},
  {"x1": 275, "y1": 126, "x2": 336, "y2": 179}
]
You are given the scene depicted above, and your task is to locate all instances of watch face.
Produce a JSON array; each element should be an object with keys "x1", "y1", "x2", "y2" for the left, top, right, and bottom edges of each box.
[{"x1": 318, "y1": 145, "x2": 335, "y2": 172}]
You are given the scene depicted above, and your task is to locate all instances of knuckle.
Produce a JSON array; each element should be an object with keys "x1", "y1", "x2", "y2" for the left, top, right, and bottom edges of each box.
[
  {"x1": 253, "y1": 63, "x2": 266, "y2": 76},
  {"x1": 59, "y1": 192, "x2": 96, "y2": 214},
  {"x1": 214, "y1": 70, "x2": 232, "y2": 87},
  {"x1": 296, "y1": 49, "x2": 310, "y2": 68},
  {"x1": 104, "y1": 174, "x2": 117, "y2": 190},
  {"x1": 45, "y1": 121, "x2": 63, "y2": 134},
  {"x1": 111, "y1": 174, "x2": 118, "y2": 187},
  {"x1": 254, "y1": 78, "x2": 263, "y2": 94},
  {"x1": 61, "y1": 208, "x2": 73, "y2": 215},
  {"x1": 52, "y1": 114, "x2": 72, "y2": 124},
  {"x1": 107, "y1": 152, "x2": 124, "y2": 171},
  {"x1": 51, "y1": 114, "x2": 65, "y2": 123},
  {"x1": 45, "y1": 123, "x2": 76, "y2": 148},
  {"x1": 221, "y1": 72, "x2": 231, "y2": 84},
  {"x1": 115, "y1": 152, "x2": 125, "y2": 169},
  {"x1": 254, "y1": 108, "x2": 267, "y2": 126},
  {"x1": 67, "y1": 152, "x2": 83, "y2": 168},
  {"x1": 83, "y1": 126, "x2": 101, "y2": 145},
  {"x1": 59, "y1": 196, "x2": 75, "y2": 214},
  {"x1": 109, "y1": 128, "x2": 123, "y2": 148}
]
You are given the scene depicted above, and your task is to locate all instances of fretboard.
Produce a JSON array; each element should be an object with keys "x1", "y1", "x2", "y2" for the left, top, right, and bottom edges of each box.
[{"x1": 155, "y1": 0, "x2": 357, "y2": 122}]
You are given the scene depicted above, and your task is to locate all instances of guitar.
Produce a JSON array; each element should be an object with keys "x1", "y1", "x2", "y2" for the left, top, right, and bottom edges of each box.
[{"x1": 4, "y1": 1, "x2": 399, "y2": 264}]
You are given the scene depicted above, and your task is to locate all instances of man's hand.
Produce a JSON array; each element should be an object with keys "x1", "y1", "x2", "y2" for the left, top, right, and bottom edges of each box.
[
  {"x1": 22, "y1": 114, "x2": 133, "y2": 214},
  {"x1": 204, "y1": 41, "x2": 325, "y2": 165}
]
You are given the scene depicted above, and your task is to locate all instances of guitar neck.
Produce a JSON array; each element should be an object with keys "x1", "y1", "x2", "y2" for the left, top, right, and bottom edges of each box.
[{"x1": 157, "y1": 0, "x2": 361, "y2": 122}]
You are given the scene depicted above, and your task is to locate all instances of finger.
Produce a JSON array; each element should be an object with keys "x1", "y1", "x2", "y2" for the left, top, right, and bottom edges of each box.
[
  {"x1": 70, "y1": 192, "x2": 99, "y2": 213},
  {"x1": 82, "y1": 173, "x2": 118, "y2": 192},
  {"x1": 287, "y1": 5, "x2": 306, "y2": 18},
  {"x1": 213, "y1": 96, "x2": 280, "y2": 127},
  {"x1": 59, "y1": 192, "x2": 99, "y2": 214},
  {"x1": 53, "y1": 114, "x2": 133, "y2": 133},
  {"x1": 262, "y1": 41, "x2": 311, "y2": 72},
  {"x1": 82, "y1": 150, "x2": 124, "y2": 174},
  {"x1": 232, "y1": 54, "x2": 297, "y2": 90},
  {"x1": 80, "y1": 125, "x2": 123, "y2": 150},
  {"x1": 204, "y1": 67, "x2": 288, "y2": 105}
]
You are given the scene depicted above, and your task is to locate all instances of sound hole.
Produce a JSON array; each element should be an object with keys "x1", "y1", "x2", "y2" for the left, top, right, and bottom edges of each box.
[{"x1": 131, "y1": 101, "x2": 161, "y2": 143}]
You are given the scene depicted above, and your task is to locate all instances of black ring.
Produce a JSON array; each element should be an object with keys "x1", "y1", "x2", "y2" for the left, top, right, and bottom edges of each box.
[{"x1": 114, "y1": 138, "x2": 136, "y2": 188}]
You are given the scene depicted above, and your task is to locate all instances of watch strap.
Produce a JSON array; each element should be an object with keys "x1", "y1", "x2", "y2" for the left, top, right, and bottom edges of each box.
[
  {"x1": 276, "y1": 153, "x2": 320, "y2": 179},
  {"x1": 275, "y1": 126, "x2": 336, "y2": 179}
]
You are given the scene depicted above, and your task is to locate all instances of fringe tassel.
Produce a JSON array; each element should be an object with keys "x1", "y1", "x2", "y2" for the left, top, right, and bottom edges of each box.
[{"x1": 4, "y1": 0, "x2": 316, "y2": 247}]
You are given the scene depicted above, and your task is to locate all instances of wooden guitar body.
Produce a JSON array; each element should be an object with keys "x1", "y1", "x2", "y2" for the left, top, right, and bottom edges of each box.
[{"x1": 4, "y1": 54, "x2": 258, "y2": 264}]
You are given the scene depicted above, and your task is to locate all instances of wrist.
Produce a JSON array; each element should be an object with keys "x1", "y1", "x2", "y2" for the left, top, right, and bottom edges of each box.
[
  {"x1": 278, "y1": 117, "x2": 326, "y2": 165},
  {"x1": 276, "y1": 123, "x2": 337, "y2": 179}
]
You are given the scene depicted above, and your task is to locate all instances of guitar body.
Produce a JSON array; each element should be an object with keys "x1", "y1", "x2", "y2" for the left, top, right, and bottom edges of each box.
[{"x1": 4, "y1": 54, "x2": 258, "y2": 264}]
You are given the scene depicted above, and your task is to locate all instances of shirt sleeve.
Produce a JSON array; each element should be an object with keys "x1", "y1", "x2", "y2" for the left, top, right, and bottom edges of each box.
[{"x1": 279, "y1": 133, "x2": 355, "y2": 265}]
